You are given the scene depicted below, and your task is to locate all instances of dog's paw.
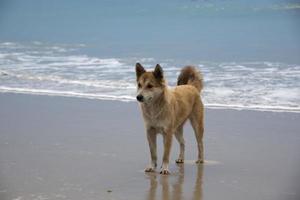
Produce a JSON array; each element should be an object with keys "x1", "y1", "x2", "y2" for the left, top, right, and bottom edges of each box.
[
  {"x1": 160, "y1": 169, "x2": 170, "y2": 175},
  {"x1": 145, "y1": 167, "x2": 156, "y2": 173},
  {"x1": 175, "y1": 159, "x2": 184, "y2": 164},
  {"x1": 195, "y1": 159, "x2": 204, "y2": 164}
]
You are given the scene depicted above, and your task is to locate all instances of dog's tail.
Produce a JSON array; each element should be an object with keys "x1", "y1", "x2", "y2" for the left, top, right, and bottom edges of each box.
[{"x1": 177, "y1": 66, "x2": 203, "y2": 92}]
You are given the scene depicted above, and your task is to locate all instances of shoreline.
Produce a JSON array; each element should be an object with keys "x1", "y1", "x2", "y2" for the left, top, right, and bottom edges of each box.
[
  {"x1": 0, "y1": 92, "x2": 299, "y2": 200},
  {"x1": 0, "y1": 91, "x2": 299, "y2": 114}
]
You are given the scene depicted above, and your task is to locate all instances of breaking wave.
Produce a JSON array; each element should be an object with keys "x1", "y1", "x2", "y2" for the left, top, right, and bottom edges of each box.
[{"x1": 1, "y1": 42, "x2": 299, "y2": 113}]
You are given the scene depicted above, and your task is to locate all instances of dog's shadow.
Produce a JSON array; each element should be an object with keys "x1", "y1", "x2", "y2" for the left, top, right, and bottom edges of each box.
[{"x1": 145, "y1": 164, "x2": 204, "y2": 200}]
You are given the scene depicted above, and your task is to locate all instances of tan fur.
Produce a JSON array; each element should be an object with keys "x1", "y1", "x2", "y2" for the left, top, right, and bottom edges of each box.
[
  {"x1": 177, "y1": 66, "x2": 203, "y2": 92},
  {"x1": 135, "y1": 63, "x2": 204, "y2": 175}
]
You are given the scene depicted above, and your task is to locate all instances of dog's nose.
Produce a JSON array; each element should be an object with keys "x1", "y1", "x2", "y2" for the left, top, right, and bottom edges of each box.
[{"x1": 136, "y1": 95, "x2": 144, "y2": 102}]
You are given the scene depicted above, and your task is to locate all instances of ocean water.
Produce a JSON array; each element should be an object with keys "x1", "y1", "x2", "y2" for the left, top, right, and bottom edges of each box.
[
  {"x1": 0, "y1": 0, "x2": 299, "y2": 112},
  {"x1": 1, "y1": 41, "x2": 299, "y2": 112}
]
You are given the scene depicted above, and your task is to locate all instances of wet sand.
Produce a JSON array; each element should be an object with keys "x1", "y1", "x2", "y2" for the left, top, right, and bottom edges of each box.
[{"x1": 0, "y1": 93, "x2": 299, "y2": 200}]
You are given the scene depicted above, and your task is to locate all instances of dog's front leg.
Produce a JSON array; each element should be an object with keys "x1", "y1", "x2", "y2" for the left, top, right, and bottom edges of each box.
[
  {"x1": 145, "y1": 128, "x2": 157, "y2": 172},
  {"x1": 161, "y1": 131, "x2": 173, "y2": 175}
]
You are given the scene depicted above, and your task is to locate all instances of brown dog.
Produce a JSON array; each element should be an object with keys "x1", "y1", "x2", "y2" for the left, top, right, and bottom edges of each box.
[{"x1": 135, "y1": 63, "x2": 204, "y2": 174}]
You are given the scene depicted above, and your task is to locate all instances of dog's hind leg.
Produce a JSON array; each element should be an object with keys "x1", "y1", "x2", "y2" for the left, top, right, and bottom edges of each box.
[
  {"x1": 175, "y1": 125, "x2": 185, "y2": 164},
  {"x1": 189, "y1": 101, "x2": 204, "y2": 164}
]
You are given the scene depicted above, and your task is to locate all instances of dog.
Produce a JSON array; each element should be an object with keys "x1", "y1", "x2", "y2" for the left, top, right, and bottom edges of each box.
[{"x1": 135, "y1": 63, "x2": 204, "y2": 175}]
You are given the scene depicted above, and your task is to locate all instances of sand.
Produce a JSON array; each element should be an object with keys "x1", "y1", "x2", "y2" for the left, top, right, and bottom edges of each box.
[{"x1": 0, "y1": 93, "x2": 299, "y2": 200}]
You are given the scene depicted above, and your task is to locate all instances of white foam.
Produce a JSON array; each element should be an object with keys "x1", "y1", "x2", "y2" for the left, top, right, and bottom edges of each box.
[
  {"x1": 207, "y1": 87, "x2": 235, "y2": 97},
  {"x1": 1, "y1": 42, "x2": 18, "y2": 46},
  {"x1": 1, "y1": 42, "x2": 300, "y2": 113},
  {"x1": 0, "y1": 86, "x2": 135, "y2": 102},
  {"x1": 205, "y1": 103, "x2": 300, "y2": 113},
  {"x1": 266, "y1": 88, "x2": 300, "y2": 101},
  {"x1": 4, "y1": 72, "x2": 135, "y2": 89}
]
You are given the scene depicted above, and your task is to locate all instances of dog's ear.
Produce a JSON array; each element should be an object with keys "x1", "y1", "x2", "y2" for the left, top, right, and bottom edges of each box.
[
  {"x1": 153, "y1": 64, "x2": 163, "y2": 80},
  {"x1": 135, "y1": 63, "x2": 146, "y2": 80}
]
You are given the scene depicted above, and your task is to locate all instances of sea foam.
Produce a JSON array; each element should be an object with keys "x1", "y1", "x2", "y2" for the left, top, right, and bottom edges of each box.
[{"x1": 1, "y1": 42, "x2": 299, "y2": 113}]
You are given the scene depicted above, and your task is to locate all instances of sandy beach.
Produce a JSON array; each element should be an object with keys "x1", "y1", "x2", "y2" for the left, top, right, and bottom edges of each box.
[{"x1": 0, "y1": 93, "x2": 299, "y2": 200}]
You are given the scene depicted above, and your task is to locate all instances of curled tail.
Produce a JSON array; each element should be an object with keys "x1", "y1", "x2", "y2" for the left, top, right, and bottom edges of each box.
[{"x1": 177, "y1": 66, "x2": 203, "y2": 92}]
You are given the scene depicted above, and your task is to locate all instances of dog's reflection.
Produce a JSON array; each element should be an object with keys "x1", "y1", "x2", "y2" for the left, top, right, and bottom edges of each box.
[{"x1": 145, "y1": 164, "x2": 204, "y2": 200}]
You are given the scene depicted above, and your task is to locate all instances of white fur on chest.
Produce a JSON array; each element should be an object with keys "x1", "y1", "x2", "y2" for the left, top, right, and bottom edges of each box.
[{"x1": 143, "y1": 113, "x2": 170, "y2": 133}]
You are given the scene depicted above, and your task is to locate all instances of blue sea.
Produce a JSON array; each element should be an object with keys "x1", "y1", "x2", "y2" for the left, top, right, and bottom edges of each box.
[{"x1": 0, "y1": 0, "x2": 299, "y2": 112}]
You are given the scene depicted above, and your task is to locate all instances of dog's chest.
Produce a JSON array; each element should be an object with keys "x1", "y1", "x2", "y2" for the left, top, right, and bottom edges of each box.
[{"x1": 143, "y1": 115, "x2": 169, "y2": 132}]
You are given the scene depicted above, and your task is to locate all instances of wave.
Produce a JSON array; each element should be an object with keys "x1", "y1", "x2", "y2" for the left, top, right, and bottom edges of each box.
[
  {"x1": 1, "y1": 41, "x2": 300, "y2": 113},
  {"x1": 205, "y1": 103, "x2": 300, "y2": 113},
  {"x1": 0, "y1": 86, "x2": 135, "y2": 102},
  {"x1": 1, "y1": 86, "x2": 299, "y2": 113}
]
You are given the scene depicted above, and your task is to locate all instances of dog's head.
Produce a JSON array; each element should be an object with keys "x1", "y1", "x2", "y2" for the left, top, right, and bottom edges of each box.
[{"x1": 135, "y1": 63, "x2": 166, "y2": 103}]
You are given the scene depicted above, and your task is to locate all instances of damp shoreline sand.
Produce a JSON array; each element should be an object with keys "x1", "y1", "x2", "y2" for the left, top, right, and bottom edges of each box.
[{"x1": 0, "y1": 93, "x2": 299, "y2": 200}]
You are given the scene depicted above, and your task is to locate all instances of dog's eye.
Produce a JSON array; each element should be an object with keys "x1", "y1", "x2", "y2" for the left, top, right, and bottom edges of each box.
[
  {"x1": 147, "y1": 84, "x2": 153, "y2": 89},
  {"x1": 138, "y1": 83, "x2": 142, "y2": 88}
]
